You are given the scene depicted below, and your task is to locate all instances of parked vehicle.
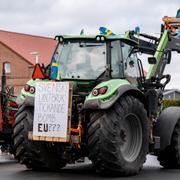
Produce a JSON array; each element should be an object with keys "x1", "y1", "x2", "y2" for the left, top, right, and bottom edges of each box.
[
  {"x1": 13, "y1": 14, "x2": 180, "y2": 176},
  {"x1": 0, "y1": 67, "x2": 17, "y2": 152}
]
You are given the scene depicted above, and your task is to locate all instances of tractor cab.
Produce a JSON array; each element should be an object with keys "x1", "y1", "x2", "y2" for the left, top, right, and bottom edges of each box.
[{"x1": 50, "y1": 35, "x2": 140, "y2": 84}]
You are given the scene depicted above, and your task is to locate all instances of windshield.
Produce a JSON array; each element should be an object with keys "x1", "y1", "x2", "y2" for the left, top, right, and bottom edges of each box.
[{"x1": 52, "y1": 41, "x2": 106, "y2": 79}]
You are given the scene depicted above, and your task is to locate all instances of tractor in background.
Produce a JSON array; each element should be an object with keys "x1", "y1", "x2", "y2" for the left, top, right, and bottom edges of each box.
[
  {"x1": 0, "y1": 67, "x2": 17, "y2": 152},
  {"x1": 13, "y1": 12, "x2": 180, "y2": 176}
]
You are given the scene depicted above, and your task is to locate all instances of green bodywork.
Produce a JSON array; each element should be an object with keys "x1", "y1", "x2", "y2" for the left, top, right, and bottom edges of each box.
[
  {"x1": 85, "y1": 79, "x2": 130, "y2": 105},
  {"x1": 84, "y1": 79, "x2": 144, "y2": 110},
  {"x1": 86, "y1": 79, "x2": 130, "y2": 100}
]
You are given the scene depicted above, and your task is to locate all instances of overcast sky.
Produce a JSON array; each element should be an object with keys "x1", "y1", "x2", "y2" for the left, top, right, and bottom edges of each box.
[{"x1": 0, "y1": 0, "x2": 180, "y2": 89}]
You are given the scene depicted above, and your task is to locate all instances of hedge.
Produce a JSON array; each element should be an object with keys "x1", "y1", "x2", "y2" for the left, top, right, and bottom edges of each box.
[{"x1": 162, "y1": 99, "x2": 180, "y2": 109}]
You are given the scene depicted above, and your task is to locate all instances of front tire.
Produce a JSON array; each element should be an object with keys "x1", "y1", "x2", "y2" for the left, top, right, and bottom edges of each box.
[
  {"x1": 13, "y1": 104, "x2": 66, "y2": 170},
  {"x1": 87, "y1": 95, "x2": 149, "y2": 176},
  {"x1": 158, "y1": 119, "x2": 180, "y2": 168}
]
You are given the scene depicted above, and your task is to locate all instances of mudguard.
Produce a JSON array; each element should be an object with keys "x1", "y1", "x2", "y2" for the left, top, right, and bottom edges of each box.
[
  {"x1": 84, "y1": 79, "x2": 146, "y2": 110},
  {"x1": 155, "y1": 107, "x2": 180, "y2": 150}
]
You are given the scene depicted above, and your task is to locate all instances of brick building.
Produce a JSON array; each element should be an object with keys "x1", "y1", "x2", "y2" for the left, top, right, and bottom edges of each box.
[{"x1": 0, "y1": 30, "x2": 57, "y2": 95}]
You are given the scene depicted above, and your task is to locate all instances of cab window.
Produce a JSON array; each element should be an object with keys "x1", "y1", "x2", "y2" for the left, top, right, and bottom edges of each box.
[
  {"x1": 111, "y1": 41, "x2": 124, "y2": 78},
  {"x1": 121, "y1": 43, "x2": 140, "y2": 83}
]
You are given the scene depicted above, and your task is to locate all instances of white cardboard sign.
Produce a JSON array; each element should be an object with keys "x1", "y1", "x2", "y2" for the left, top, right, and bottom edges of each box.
[{"x1": 33, "y1": 81, "x2": 69, "y2": 138}]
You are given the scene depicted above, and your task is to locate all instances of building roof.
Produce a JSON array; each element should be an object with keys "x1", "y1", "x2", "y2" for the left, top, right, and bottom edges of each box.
[
  {"x1": 0, "y1": 30, "x2": 58, "y2": 65},
  {"x1": 163, "y1": 89, "x2": 180, "y2": 95}
]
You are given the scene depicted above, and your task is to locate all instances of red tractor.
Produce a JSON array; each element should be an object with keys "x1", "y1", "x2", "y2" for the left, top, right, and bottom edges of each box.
[{"x1": 0, "y1": 67, "x2": 17, "y2": 152}]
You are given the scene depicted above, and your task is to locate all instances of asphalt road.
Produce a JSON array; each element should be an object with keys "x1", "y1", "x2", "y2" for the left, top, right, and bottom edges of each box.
[{"x1": 0, "y1": 154, "x2": 180, "y2": 180}]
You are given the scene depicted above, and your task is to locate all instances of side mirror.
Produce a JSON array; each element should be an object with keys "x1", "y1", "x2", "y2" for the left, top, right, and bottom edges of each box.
[{"x1": 148, "y1": 57, "x2": 157, "y2": 64}]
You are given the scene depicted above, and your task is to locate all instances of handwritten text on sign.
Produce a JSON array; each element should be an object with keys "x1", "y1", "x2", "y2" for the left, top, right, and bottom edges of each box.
[{"x1": 33, "y1": 82, "x2": 69, "y2": 138}]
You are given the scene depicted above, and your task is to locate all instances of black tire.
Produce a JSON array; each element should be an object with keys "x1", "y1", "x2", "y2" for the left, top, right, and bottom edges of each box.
[
  {"x1": 87, "y1": 95, "x2": 149, "y2": 176},
  {"x1": 158, "y1": 119, "x2": 180, "y2": 168},
  {"x1": 13, "y1": 104, "x2": 66, "y2": 171}
]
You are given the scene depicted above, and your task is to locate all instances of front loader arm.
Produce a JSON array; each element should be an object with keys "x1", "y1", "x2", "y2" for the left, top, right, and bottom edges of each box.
[
  {"x1": 146, "y1": 30, "x2": 169, "y2": 80},
  {"x1": 147, "y1": 16, "x2": 180, "y2": 81},
  {"x1": 126, "y1": 16, "x2": 180, "y2": 82},
  {"x1": 125, "y1": 30, "x2": 158, "y2": 55}
]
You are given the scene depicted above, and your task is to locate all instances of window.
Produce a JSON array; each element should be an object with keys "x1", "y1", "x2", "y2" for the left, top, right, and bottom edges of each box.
[
  {"x1": 122, "y1": 43, "x2": 140, "y2": 78},
  {"x1": 111, "y1": 40, "x2": 124, "y2": 78},
  {"x1": 4, "y1": 62, "x2": 11, "y2": 74}
]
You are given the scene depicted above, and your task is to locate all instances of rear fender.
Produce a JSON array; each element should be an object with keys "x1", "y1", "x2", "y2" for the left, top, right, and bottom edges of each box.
[
  {"x1": 16, "y1": 78, "x2": 50, "y2": 106},
  {"x1": 84, "y1": 79, "x2": 146, "y2": 110}
]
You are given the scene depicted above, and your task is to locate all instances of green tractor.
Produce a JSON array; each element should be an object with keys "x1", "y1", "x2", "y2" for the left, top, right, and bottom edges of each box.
[{"x1": 13, "y1": 15, "x2": 180, "y2": 176}]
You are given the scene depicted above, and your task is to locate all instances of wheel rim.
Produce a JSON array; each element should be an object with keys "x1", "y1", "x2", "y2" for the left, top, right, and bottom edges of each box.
[{"x1": 120, "y1": 113, "x2": 142, "y2": 162}]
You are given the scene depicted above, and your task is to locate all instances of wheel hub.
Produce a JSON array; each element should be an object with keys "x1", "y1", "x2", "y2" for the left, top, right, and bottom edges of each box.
[{"x1": 120, "y1": 113, "x2": 143, "y2": 162}]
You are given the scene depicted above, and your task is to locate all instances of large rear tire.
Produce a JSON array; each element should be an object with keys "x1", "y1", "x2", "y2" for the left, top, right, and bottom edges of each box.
[
  {"x1": 87, "y1": 95, "x2": 149, "y2": 176},
  {"x1": 158, "y1": 119, "x2": 180, "y2": 168},
  {"x1": 13, "y1": 104, "x2": 66, "y2": 170}
]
